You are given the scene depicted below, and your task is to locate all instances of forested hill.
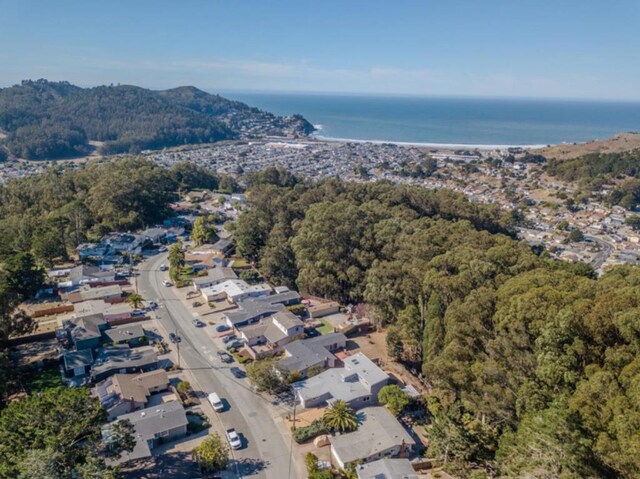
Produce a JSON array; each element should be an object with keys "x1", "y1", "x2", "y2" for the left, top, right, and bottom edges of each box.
[{"x1": 0, "y1": 79, "x2": 314, "y2": 160}]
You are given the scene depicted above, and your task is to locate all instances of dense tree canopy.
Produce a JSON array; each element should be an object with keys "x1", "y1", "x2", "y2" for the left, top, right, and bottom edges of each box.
[
  {"x1": 0, "y1": 387, "x2": 133, "y2": 478},
  {"x1": 0, "y1": 158, "x2": 221, "y2": 261},
  {"x1": 233, "y1": 178, "x2": 640, "y2": 478}
]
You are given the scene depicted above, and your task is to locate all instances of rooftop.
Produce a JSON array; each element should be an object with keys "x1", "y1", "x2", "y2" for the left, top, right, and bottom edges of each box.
[
  {"x1": 293, "y1": 353, "x2": 389, "y2": 404},
  {"x1": 192, "y1": 266, "x2": 237, "y2": 286},
  {"x1": 209, "y1": 279, "x2": 271, "y2": 298},
  {"x1": 279, "y1": 333, "x2": 347, "y2": 372},
  {"x1": 224, "y1": 291, "x2": 301, "y2": 326},
  {"x1": 109, "y1": 401, "x2": 187, "y2": 462},
  {"x1": 103, "y1": 323, "x2": 146, "y2": 343},
  {"x1": 91, "y1": 345, "x2": 157, "y2": 378},
  {"x1": 356, "y1": 458, "x2": 417, "y2": 479},
  {"x1": 331, "y1": 407, "x2": 416, "y2": 466}
]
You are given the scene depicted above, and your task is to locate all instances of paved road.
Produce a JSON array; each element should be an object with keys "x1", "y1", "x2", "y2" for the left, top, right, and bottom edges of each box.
[
  {"x1": 585, "y1": 234, "x2": 614, "y2": 272},
  {"x1": 138, "y1": 253, "x2": 300, "y2": 479}
]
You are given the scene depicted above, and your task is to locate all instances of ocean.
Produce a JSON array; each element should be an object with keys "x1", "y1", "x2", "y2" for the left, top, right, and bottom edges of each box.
[{"x1": 222, "y1": 92, "x2": 640, "y2": 147}]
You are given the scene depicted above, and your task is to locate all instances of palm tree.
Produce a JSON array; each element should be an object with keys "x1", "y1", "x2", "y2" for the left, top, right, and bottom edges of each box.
[
  {"x1": 322, "y1": 400, "x2": 358, "y2": 433},
  {"x1": 127, "y1": 293, "x2": 143, "y2": 309}
]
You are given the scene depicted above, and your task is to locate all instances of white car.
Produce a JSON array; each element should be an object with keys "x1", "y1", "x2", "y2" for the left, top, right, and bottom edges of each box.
[
  {"x1": 159, "y1": 264, "x2": 168, "y2": 271},
  {"x1": 162, "y1": 280, "x2": 172, "y2": 287},
  {"x1": 225, "y1": 428, "x2": 242, "y2": 450}
]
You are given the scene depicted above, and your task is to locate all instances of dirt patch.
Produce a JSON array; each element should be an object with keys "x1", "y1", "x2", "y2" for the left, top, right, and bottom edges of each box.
[{"x1": 350, "y1": 331, "x2": 429, "y2": 395}]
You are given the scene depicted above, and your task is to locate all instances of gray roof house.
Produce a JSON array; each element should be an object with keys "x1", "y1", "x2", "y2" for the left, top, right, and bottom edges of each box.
[
  {"x1": 292, "y1": 352, "x2": 389, "y2": 409},
  {"x1": 240, "y1": 311, "x2": 304, "y2": 359},
  {"x1": 192, "y1": 266, "x2": 238, "y2": 291},
  {"x1": 68, "y1": 264, "x2": 116, "y2": 286},
  {"x1": 278, "y1": 333, "x2": 347, "y2": 377},
  {"x1": 330, "y1": 407, "x2": 416, "y2": 469},
  {"x1": 103, "y1": 323, "x2": 147, "y2": 346},
  {"x1": 356, "y1": 458, "x2": 418, "y2": 479},
  {"x1": 105, "y1": 400, "x2": 188, "y2": 463},
  {"x1": 211, "y1": 238, "x2": 235, "y2": 256},
  {"x1": 91, "y1": 345, "x2": 158, "y2": 382},
  {"x1": 224, "y1": 290, "x2": 302, "y2": 328}
]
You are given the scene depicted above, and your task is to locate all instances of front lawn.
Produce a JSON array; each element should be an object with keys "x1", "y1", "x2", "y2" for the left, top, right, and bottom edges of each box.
[{"x1": 317, "y1": 320, "x2": 334, "y2": 335}]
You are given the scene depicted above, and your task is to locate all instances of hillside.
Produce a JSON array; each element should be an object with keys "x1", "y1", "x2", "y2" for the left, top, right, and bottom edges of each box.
[
  {"x1": 537, "y1": 132, "x2": 640, "y2": 160},
  {"x1": 0, "y1": 80, "x2": 314, "y2": 160}
]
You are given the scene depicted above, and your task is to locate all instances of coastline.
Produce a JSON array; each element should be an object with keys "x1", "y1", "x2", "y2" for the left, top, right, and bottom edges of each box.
[{"x1": 311, "y1": 133, "x2": 548, "y2": 150}]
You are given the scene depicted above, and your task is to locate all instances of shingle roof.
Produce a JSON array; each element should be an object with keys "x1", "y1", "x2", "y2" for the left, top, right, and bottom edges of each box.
[
  {"x1": 356, "y1": 458, "x2": 417, "y2": 479},
  {"x1": 331, "y1": 407, "x2": 416, "y2": 466}
]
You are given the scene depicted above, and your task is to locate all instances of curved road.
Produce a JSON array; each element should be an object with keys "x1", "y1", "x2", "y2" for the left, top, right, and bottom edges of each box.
[{"x1": 138, "y1": 253, "x2": 300, "y2": 479}]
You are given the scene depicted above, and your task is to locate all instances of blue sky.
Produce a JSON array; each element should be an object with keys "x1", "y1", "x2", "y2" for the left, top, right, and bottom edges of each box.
[{"x1": 1, "y1": 0, "x2": 639, "y2": 100}]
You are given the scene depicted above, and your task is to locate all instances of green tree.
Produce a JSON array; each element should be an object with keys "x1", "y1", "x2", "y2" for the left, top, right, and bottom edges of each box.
[
  {"x1": 0, "y1": 387, "x2": 133, "y2": 479},
  {"x1": 168, "y1": 241, "x2": 185, "y2": 272},
  {"x1": 568, "y1": 228, "x2": 585, "y2": 242},
  {"x1": 378, "y1": 385, "x2": 411, "y2": 416},
  {"x1": 190, "y1": 216, "x2": 218, "y2": 246},
  {"x1": 246, "y1": 359, "x2": 283, "y2": 392},
  {"x1": 323, "y1": 400, "x2": 358, "y2": 433},
  {"x1": 624, "y1": 214, "x2": 640, "y2": 231},
  {"x1": 386, "y1": 326, "x2": 404, "y2": 361},
  {"x1": 192, "y1": 433, "x2": 230, "y2": 473}
]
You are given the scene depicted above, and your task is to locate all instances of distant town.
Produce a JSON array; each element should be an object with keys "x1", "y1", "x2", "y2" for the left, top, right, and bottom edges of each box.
[{"x1": 2, "y1": 137, "x2": 638, "y2": 276}]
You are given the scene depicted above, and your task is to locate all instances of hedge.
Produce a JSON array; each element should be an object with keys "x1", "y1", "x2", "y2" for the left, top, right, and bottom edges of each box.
[{"x1": 292, "y1": 419, "x2": 328, "y2": 443}]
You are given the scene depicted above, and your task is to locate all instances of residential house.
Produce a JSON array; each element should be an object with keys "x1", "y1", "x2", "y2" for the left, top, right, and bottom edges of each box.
[
  {"x1": 63, "y1": 348, "x2": 94, "y2": 378},
  {"x1": 293, "y1": 352, "x2": 389, "y2": 409},
  {"x1": 73, "y1": 300, "x2": 133, "y2": 322},
  {"x1": 93, "y1": 370, "x2": 170, "y2": 420},
  {"x1": 330, "y1": 407, "x2": 416, "y2": 469},
  {"x1": 277, "y1": 333, "x2": 347, "y2": 377},
  {"x1": 200, "y1": 279, "x2": 272, "y2": 304},
  {"x1": 77, "y1": 243, "x2": 110, "y2": 262},
  {"x1": 103, "y1": 323, "x2": 147, "y2": 347},
  {"x1": 240, "y1": 311, "x2": 304, "y2": 359},
  {"x1": 68, "y1": 264, "x2": 116, "y2": 287},
  {"x1": 356, "y1": 458, "x2": 417, "y2": 479},
  {"x1": 192, "y1": 266, "x2": 238, "y2": 291},
  {"x1": 308, "y1": 301, "x2": 341, "y2": 319},
  {"x1": 65, "y1": 284, "x2": 124, "y2": 304},
  {"x1": 223, "y1": 290, "x2": 301, "y2": 329},
  {"x1": 140, "y1": 227, "x2": 167, "y2": 244},
  {"x1": 211, "y1": 238, "x2": 235, "y2": 257},
  {"x1": 57, "y1": 313, "x2": 108, "y2": 350},
  {"x1": 91, "y1": 345, "x2": 158, "y2": 382},
  {"x1": 105, "y1": 401, "x2": 188, "y2": 463}
]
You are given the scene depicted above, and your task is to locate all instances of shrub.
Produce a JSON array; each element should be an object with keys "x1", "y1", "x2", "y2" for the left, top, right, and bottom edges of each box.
[{"x1": 292, "y1": 419, "x2": 328, "y2": 443}]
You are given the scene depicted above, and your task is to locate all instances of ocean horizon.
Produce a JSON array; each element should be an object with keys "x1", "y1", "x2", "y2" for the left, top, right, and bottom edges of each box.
[{"x1": 222, "y1": 91, "x2": 640, "y2": 147}]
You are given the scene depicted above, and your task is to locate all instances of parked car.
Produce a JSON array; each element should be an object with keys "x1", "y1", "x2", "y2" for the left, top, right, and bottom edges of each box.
[
  {"x1": 225, "y1": 428, "x2": 242, "y2": 449},
  {"x1": 158, "y1": 246, "x2": 168, "y2": 253},
  {"x1": 131, "y1": 309, "x2": 145, "y2": 317},
  {"x1": 162, "y1": 280, "x2": 172, "y2": 287},
  {"x1": 225, "y1": 340, "x2": 244, "y2": 351},
  {"x1": 222, "y1": 334, "x2": 237, "y2": 344},
  {"x1": 169, "y1": 332, "x2": 181, "y2": 343},
  {"x1": 215, "y1": 324, "x2": 230, "y2": 333},
  {"x1": 192, "y1": 318, "x2": 205, "y2": 327},
  {"x1": 147, "y1": 301, "x2": 158, "y2": 310},
  {"x1": 217, "y1": 351, "x2": 233, "y2": 363},
  {"x1": 230, "y1": 367, "x2": 246, "y2": 379}
]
